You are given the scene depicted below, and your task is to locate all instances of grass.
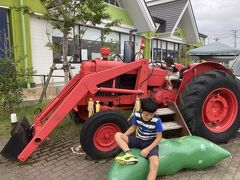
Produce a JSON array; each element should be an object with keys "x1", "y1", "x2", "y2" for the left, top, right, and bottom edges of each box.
[
  {"x1": 0, "y1": 100, "x2": 81, "y2": 141},
  {"x1": 0, "y1": 101, "x2": 133, "y2": 141}
]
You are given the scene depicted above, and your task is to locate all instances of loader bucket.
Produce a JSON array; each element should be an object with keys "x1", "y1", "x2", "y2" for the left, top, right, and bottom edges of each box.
[{"x1": 1, "y1": 117, "x2": 33, "y2": 160}]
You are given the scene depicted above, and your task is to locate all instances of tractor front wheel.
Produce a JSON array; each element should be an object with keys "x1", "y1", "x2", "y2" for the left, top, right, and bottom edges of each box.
[
  {"x1": 180, "y1": 70, "x2": 240, "y2": 143},
  {"x1": 80, "y1": 110, "x2": 129, "y2": 159}
]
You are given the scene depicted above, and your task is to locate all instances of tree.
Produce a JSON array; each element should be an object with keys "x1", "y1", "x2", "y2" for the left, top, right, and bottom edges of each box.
[
  {"x1": 0, "y1": 58, "x2": 33, "y2": 112},
  {"x1": 178, "y1": 46, "x2": 193, "y2": 65},
  {"x1": 40, "y1": 0, "x2": 120, "y2": 84}
]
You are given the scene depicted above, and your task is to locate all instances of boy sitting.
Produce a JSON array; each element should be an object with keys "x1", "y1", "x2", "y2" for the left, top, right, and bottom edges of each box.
[{"x1": 114, "y1": 97, "x2": 163, "y2": 180}]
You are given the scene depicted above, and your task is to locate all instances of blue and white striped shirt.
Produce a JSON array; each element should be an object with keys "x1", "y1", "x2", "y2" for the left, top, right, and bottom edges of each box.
[{"x1": 132, "y1": 112, "x2": 163, "y2": 140}]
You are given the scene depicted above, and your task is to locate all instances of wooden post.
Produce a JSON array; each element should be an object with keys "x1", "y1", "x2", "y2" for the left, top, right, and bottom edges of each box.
[{"x1": 38, "y1": 64, "x2": 56, "y2": 103}]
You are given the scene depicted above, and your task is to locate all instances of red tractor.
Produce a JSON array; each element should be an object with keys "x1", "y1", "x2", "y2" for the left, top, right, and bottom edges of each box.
[{"x1": 2, "y1": 48, "x2": 240, "y2": 162}]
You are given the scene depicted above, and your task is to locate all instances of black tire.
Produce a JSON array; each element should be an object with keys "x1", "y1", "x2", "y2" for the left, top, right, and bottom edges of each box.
[
  {"x1": 80, "y1": 110, "x2": 129, "y2": 159},
  {"x1": 69, "y1": 109, "x2": 84, "y2": 124},
  {"x1": 69, "y1": 106, "x2": 88, "y2": 124},
  {"x1": 180, "y1": 70, "x2": 240, "y2": 143}
]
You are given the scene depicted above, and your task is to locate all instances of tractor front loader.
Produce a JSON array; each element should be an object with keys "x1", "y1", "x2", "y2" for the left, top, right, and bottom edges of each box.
[
  {"x1": 2, "y1": 51, "x2": 240, "y2": 162},
  {"x1": 1, "y1": 59, "x2": 148, "y2": 162}
]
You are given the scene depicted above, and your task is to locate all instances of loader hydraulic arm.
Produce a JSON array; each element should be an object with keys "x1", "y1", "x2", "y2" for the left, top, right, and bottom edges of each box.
[{"x1": 18, "y1": 60, "x2": 148, "y2": 162}]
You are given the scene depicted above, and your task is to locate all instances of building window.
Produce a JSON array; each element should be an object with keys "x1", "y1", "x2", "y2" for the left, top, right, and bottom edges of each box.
[
  {"x1": 166, "y1": 42, "x2": 178, "y2": 59},
  {"x1": 102, "y1": 31, "x2": 120, "y2": 55},
  {"x1": 151, "y1": 39, "x2": 164, "y2": 62},
  {"x1": 52, "y1": 36, "x2": 62, "y2": 63},
  {"x1": 104, "y1": 0, "x2": 119, "y2": 6},
  {"x1": 167, "y1": 50, "x2": 178, "y2": 59},
  {"x1": 52, "y1": 36, "x2": 80, "y2": 64},
  {"x1": 81, "y1": 27, "x2": 102, "y2": 60},
  {"x1": 0, "y1": 8, "x2": 10, "y2": 58},
  {"x1": 68, "y1": 40, "x2": 80, "y2": 63},
  {"x1": 120, "y1": 33, "x2": 129, "y2": 56},
  {"x1": 151, "y1": 39, "x2": 181, "y2": 62},
  {"x1": 152, "y1": 39, "x2": 161, "y2": 62},
  {"x1": 52, "y1": 26, "x2": 135, "y2": 63}
]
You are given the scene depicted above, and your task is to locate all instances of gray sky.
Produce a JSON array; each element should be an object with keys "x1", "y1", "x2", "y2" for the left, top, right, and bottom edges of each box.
[{"x1": 191, "y1": 0, "x2": 240, "y2": 47}]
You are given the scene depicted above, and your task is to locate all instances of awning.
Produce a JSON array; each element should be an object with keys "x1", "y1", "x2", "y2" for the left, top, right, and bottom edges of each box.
[
  {"x1": 189, "y1": 42, "x2": 240, "y2": 56},
  {"x1": 118, "y1": 0, "x2": 156, "y2": 33}
]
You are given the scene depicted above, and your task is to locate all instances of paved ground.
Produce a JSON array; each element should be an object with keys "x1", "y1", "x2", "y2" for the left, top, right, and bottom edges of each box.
[{"x1": 0, "y1": 133, "x2": 240, "y2": 180}]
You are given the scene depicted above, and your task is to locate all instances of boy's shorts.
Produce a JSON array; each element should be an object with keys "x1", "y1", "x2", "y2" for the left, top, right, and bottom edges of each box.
[{"x1": 128, "y1": 136, "x2": 159, "y2": 158}]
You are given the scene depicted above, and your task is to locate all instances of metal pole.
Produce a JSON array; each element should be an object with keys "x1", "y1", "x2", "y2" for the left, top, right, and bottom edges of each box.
[{"x1": 43, "y1": 75, "x2": 46, "y2": 98}]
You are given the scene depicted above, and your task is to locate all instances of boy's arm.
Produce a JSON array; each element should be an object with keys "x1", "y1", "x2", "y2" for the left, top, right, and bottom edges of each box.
[
  {"x1": 146, "y1": 133, "x2": 162, "y2": 151},
  {"x1": 124, "y1": 125, "x2": 137, "y2": 136},
  {"x1": 124, "y1": 113, "x2": 137, "y2": 136},
  {"x1": 140, "y1": 133, "x2": 162, "y2": 157}
]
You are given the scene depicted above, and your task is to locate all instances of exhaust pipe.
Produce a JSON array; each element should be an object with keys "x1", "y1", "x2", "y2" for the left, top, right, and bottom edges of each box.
[{"x1": 1, "y1": 117, "x2": 33, "y2": 160}]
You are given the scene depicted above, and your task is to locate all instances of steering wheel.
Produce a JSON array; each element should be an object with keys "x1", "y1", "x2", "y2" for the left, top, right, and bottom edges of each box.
[
  {"x1": 151, "y1": 60, "x2": 166, "y2": 69},
  {"x1": 113, "y1": 54, "x2": 123, "y2": 62},
  {"x1": 135, "y1": 52, "x2": 144, "y2": 60}
]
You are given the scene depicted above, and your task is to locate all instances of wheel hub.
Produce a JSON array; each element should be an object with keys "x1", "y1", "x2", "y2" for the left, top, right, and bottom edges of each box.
[
  {"x1": 205, "y1": 95, "x2": 228, "y2": 123},
  {"x1": 202, "y1": 88, "x2": 238, "y2": 133},
  {"x1": 104, "y1": 133, "x2": 110, "y2": 140},
  {"x1": 93, "y1": 123, "x2": 120, "y2": 152}
]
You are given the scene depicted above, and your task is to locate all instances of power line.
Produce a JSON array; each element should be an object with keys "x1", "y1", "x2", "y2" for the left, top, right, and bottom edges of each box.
[
  {"x1": 206, "y1": 32, "x2": 231, "y2": 36},
  {"x1": 219, "y1": 36, "x2": 234, "y2": 39},
  {"x1": 210, "y1": 30, "x2": 238, "y2": 47},
  {"x1": 231, "y1": 30, "x2": 237, "y2": 47}
]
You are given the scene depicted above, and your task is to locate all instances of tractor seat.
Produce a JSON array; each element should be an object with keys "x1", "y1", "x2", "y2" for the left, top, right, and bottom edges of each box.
[
  {"x1": 165, "y1": 71, "x2": 181, "y2": 89},
  {"x1": 165, "y1": 71, "x2": 180, "y2": 81}
]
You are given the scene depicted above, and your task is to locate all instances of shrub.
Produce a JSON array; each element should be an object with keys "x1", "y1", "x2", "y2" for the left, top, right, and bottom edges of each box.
[{"x1": 0, "y1": 58, "x2": 33, "y2": 112}]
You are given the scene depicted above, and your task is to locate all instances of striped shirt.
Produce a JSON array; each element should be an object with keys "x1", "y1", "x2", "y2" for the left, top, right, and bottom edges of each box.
[{"x1": 132, "y1": 112, "x2": 163, "y2": 140}]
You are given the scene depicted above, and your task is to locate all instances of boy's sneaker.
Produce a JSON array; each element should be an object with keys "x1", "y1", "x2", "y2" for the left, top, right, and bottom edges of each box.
[{"x1": 115, "y1": 152, "x2": 138, "y2": 165}]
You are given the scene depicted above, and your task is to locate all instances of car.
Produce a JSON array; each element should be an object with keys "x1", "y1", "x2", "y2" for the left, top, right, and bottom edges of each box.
[{"x1": 229, "y1": 56, "x2": 240, "y2": 80}]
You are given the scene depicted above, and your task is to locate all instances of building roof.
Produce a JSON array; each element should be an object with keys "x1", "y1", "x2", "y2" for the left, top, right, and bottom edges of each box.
[
  {"x1": 118, "y1": 0, "x2": 156, "y2": 33},
  {"x1": 199, "y1": 33, "x2": 208, "y2": 38},
  {"x1": 148, "y1": 0, "x2": 188, "y2": 33},
  {"x1": 189, "y1": 42, "x2": 240, "y2": 56}
]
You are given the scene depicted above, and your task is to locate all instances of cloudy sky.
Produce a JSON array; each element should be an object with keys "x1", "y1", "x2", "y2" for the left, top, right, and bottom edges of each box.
[{"x1": 191, "y1": 0, "x2": 240, "y2": 47}]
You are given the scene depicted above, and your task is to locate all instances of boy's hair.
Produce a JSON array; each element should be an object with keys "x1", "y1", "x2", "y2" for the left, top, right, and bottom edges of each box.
[{"x1": 141, "y1": 97, "x2": 158, "y2": 113}]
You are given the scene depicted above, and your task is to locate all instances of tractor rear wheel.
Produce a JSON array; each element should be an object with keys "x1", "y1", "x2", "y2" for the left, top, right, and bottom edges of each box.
[
  {"x1": 80, "y1": 110, "x2": 129, "y2": 159},
  {"x1": 180, "y1": 70, "x2": 240, "y2": 143}
]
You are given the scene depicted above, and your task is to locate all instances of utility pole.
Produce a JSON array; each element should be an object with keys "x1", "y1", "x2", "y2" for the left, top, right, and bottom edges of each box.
[
  {"x1": 214, "y1": 37, "x2": 219, "y2": 42},
  {"x1": 232, "y1": 30, "x2": 237, "y2": 47}
]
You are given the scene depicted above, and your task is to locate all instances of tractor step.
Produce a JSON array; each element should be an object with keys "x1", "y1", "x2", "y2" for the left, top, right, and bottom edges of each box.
[
  {"x1": 155, "y1": 108, "x2": 175, "y2": 116},
  {"x1": 162, "y1": 122, "x2": 182, "y2": 131},
  {"x1": 155, "y1": 102, "x2": 191, "y2": 138}
]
